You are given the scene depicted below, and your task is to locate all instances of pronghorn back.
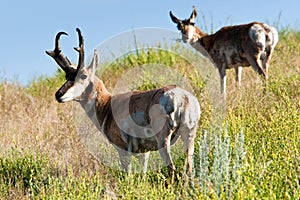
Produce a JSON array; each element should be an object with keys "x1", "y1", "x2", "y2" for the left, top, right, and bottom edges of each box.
[
  {"x1": 200, "y1": 22, "x2": 271, "y2": 68},
  {"x1": 99, "y1": 84, "x2": 200, "y2": 153}
]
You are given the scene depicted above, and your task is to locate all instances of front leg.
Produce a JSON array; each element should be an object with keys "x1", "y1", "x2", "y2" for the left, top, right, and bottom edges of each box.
[
  {"x1": 235, "y1": 66, "x2": 242, "y2": 87},
  {"x1": 117, "y1": 149, "x2": 132, "y2": 173},
  {"x1": 219, "y1": 64, "x2": 227, "y2": 100},
  {"x1": 137, "y1": 152, "x2": 150, "y2": 174}
]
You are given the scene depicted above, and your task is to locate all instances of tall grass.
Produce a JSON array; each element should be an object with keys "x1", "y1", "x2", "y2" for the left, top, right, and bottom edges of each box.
[{"x1": 0, "y1": 29, "x2": 299, "y2": 199}]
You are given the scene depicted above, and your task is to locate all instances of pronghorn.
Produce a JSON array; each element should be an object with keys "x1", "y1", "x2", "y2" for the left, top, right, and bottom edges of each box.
[
  {"x1": 170, "y1": 6, "x2": 278, "y2": 98},
  {"x1": 46, "y1": 28, "x2": 201, "y2": 182}
]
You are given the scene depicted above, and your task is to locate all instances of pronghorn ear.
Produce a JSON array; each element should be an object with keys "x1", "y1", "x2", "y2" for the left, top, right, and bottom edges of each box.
[
  {"x1": 169, "y1": 11, "x2": 180, "y2": 24},
  {"x1": 87, "y1": 49, "x2": 99, "y2": 80},
  {"x1": 189, "y1": 6, "x2": 197, "y2": 23}
]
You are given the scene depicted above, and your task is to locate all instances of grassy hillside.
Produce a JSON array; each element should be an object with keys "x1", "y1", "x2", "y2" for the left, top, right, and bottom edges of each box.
[{"x1": 0, "y1": 30, "x2": 299, "y2": 199}]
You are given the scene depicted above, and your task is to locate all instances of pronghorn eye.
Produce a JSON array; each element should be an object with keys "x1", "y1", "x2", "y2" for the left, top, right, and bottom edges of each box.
[
  {"x1": 80, "y1": 74, "x2": 88, "y2": 80},
  {"x1": 177, "y1": 23, "x2": 184, "y2": 31}
]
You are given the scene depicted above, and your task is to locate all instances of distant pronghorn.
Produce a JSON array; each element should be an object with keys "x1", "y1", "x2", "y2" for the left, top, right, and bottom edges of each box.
[
  {"x1": 170, "y1": 6, "x2": 278, "y2": 98},
  {"x1": 46, "y1": 28, "x2": 201, "y2": 182}
]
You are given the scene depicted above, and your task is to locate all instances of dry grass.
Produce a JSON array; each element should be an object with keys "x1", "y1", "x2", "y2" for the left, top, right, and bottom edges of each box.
[
  {"x1": 0, "y1": 78, "x2": 105, "y2": 177},
  {"x1": 0, "y1": 30, "x2": 299, "y2": 199}
]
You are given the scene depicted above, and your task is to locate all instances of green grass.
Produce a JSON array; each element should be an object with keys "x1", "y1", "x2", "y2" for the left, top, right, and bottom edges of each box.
[
  {"x1": 0, "y1": 29, "x2": 299, "y2": 199},
  {"x1": 0, "y1": 150, "x2": 50, "y2": 197}
]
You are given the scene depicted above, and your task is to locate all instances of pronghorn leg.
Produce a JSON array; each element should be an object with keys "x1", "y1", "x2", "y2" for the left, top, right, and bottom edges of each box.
[
  {"x1": 137, "y1": 152, "x2": 150, "y2": 174},
  {"x1": 247, "y1": 54, "x2": 267, "y2": 89},
  {"x1": 262, "y1": 50, "x2": 273, "y2": 82},
  {"x1": 117, "y1": 149, "x2": 132, "y2": 173},
  {"x1": 235, "y1": 66, "x2": 243, "y2": 88},
  {"x1": 157, "y1": 129, "x2": 175, "y2": 181},
  {"x1": 179, "y1": 126, "x2": 197, "y2": 187},
  {"x1": 219, "y1": 65, "x2": 227, "y2": 100},
  {"x1": 262, "y1": 60, "x2": 269, "y2": 93}
]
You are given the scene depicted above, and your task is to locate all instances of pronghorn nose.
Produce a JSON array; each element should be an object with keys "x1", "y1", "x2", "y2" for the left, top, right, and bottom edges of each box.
[{"x1": 55, "y1": 90, "x2": 63, "y2": 103}]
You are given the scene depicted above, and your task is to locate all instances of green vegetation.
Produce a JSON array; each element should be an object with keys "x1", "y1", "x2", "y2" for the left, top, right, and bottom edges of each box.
[{"x1": 0, "y1": 29, "x2": 299, "y2": 199}]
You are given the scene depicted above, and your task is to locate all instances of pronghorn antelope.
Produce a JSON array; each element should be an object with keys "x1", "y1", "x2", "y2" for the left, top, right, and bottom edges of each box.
[
  {"x1": 46, "y1": 28, "x2": 201, "y2": 181},
  {"x1": 170, "y1": 6, "x2": 278, "y2": 98}
]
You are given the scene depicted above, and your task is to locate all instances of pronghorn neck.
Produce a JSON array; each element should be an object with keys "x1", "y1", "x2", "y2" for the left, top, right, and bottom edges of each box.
[
  {"x1": 188, "y1": 26, "x2": 212, "y2": 55},
  {"x1": 189, "y1": 26, "x2": 207, "y2": 43},
  {"x1": 94, "y1": 77, "x2": 112, "y2": 105},
  {"x1": 80, "y1": 77, "x2": 112, "y2": 126},
  {"x1": 80, "y1": 77, "x2": 112, "y2": 132}
]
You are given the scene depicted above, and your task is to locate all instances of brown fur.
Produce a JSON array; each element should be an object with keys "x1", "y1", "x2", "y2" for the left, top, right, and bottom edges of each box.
[
  {"x1": 170, "y1": 7, "x2": 278, "y2": 98},
  {"x1": 92, "y1": 81, "x2": 179, "y2": 152},
  {"x1": 199, "y1": 22, "x2": 266, "y2": 68},
  {"x1": 46, "y1": 29, "x2": 200, "y2": 182}
]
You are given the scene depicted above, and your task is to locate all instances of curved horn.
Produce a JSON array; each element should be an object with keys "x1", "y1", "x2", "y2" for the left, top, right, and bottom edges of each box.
[
  {"x1": 74, "y1": 28, "x2": 84, "y2": 71},
  {"x1": 46, "y1": 31, "x2": 74, "y2": 72},
  {"x1": 54, "y1": 32, "x2": 68, "y2": 53}
]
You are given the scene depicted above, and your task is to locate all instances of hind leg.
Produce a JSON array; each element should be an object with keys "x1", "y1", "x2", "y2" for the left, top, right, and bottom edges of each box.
[
  {"x1": 218, "y1": 64, "x2": 227, "y2": 101},
  {"x1": 262, "y1": 47, "x2": 276, "y2": 82},
  {"x1": 179, "y1": 126, "x2": 197, "y2": 179},
  {"x1": 246, "y1": 53, "x2": 268, "y2": 89},
  {"x1": 156, "y1": 126, "x2": 176, "y2": 181}
]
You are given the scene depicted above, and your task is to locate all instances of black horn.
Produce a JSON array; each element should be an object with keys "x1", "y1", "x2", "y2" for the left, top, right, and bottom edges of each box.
[
  {"x1": 45, "y1": 31, "x2": 74, "y2": 73},
  {"x1": 189, "y1": 6, "x2": 197, "y2": 23},
  {"x1": 74, "y1": 28, "x2": 85, "y2": 71}
]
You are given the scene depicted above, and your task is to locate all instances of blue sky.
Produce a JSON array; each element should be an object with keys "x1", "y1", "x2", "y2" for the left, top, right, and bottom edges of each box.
[{"x1": 1, "y1": 0, "x2": 299, "y2": 85}]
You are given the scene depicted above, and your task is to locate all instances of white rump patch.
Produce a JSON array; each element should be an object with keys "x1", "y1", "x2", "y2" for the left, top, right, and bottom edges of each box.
[
  {"x1": 263, "y1": 23, "x2": 279, "y2": 48},
  {"x1": 162, "y1": 88, "x2": 201, "y2": 129},
  {"x1": 249, "y1": 24, "x2": 266, "y2": 50}
]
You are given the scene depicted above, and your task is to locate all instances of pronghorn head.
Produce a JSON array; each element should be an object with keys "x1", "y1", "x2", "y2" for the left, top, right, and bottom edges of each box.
[
  {"x1": 46, "y1": 28, "x2": 98, "y2": 103},
  {"x1": 169, "y1": 6, "x2": 200, "y2": 43}
]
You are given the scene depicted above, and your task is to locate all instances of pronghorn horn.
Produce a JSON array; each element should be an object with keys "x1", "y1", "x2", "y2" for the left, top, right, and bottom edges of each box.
[
  {"x1": 45, "y1": 31, "x2": 74, "y2": 73},
  {"x1": 54, "y1": 32, "x2": 68, "y2": 53},
  {"x1": 189, "y1": 6, "x2": 197, "y2": 23},
  {"x1": 74, "y1": 28, "x2": 84, "y2": 71},
  {"x1": 169, "y1": 11, "x2": 181, "y2": 24}
]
